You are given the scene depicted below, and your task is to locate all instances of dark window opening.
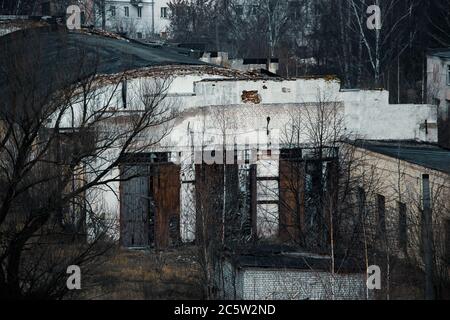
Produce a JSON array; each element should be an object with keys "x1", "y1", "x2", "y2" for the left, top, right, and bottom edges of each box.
[
  {"x1": 447, "y1": 65, "x2": 450, "y2": 86},
  {"x1": 110, "y1": 6, "x2": 116, "y2": 16},
  {"x1": 161, "y1": 7, "x2": 168, "y2": 18},
  {"x1": 122, "y1": 80, "x2": 127, "y2": 109},
  {"x1": 138, "y1": 7, "x2": 142, "y2": 18},
  {"x1": 433, "y1": 97, "x2": 441, "y2": 107},
  {"x1": 357, "y1": 187, "x2": 366, "y2": 217},
  {"x1": 42, "y1": 2, "x2": 51, "y2": 15},
  {"x1": 445, "y1": 220, "x2": 450, "y2": 265},
  {"x1": 125, "y1": 6, "x2": 129, "y2": 17},
  {"x1": 377, "y1": 194, "x2": 386, "y2": 237},
  {"x1": 398, "y1": 202, "x2": 407, "y2": 253},
  {"x1": 280, "y1": 148, "x2": 302, "y2": 161}
]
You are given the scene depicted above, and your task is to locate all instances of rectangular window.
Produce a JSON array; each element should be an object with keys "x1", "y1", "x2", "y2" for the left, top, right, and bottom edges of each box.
[
  {"x1": 137, "y1": 32, "x2": 143, "y2": 39},
  {"x1": 445, "y1": 100, "x2": 450, "y2": 121},
  {"x1": 138, "y1": 7, "x2": 142, "y2": 18},
  {"x1": 433, "y1": 98, "x2": 441, "y2": 107},
  {"x1": 446, "y1": 220, "x2": 450, "y2": 265},
  {"x1": 110, "y1": 6, "x2": 116, "y2": 17},
  {"x1": 41, "y1": 2, "x2": 51, "y2": 15},
  {"x1": 447, "y1": 65, "x2": 450, "y2": 86},
  {"x1": 357, "y1": 187, "x2": 366, "y2": 217},
  {"x1": 398, "y1": 202, "x2": 407, "y2": 253},
  {"x1": 125, "y1": 6, "x2": 129, "y2": 17},
  {"x1": 377, "y1": 194, "x2": 386, "y2": 236},
  {"x1": 235, "y1": 5, "x2": 243, "y2": 15},
  {"x1": 121, "y1": 80, "x2": 127, "y2": 109},
  {"x1": 161, "y1": 7, "x2": 168, "y2": 18}
]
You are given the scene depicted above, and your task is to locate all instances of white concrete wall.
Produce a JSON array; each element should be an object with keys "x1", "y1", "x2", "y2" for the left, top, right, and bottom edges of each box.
[
  {"x1": 342, "y1": 89, "x2": 437, "y2": 142},
  {"x1": 241, "y1": 269, "x2": 367, "y2": 300},
  {"x1": 427, "y1": 55, "x2": 450, "y2": 124},
  {"x1": 55, "y1": 69, "x2": 439, "y2": 241},
  {"x1": 221, "y1": 266, "x2": 367, "y2": 300},
  {"x1": 60, "y1": 73, "x2": 437, "y2": 146}
]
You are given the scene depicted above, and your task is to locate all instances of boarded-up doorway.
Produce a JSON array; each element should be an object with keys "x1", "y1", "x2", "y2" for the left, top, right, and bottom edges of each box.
[
  {"x1": 120, "y1": 165, "x2": 150, "y2": 248},
  {"x1": 279, "y1": 156, "x2": 305, "y2": 243},
  {"x1": 120, "y1": 159, "x2": 181, "y2": 249},
  {"x1": 152, "y1": 163, "x2": 181, "y2": 249}
]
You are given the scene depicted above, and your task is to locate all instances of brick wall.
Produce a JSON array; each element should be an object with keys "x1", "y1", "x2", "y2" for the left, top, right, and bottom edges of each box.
[{"x1": 222, "y1": 264, "x2": 368, "y2": 300}]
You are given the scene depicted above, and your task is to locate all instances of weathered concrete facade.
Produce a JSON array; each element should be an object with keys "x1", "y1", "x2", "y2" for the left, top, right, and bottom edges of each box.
[
  {"x1": 58, "y1": 65, "x2": 439, "y2": 246},
  {"x1": 221, "y1": 251, "x2": 368, "y2": 300},
  {"x1": 350, "y1": 141, "x2": 450, "y2": 275}
]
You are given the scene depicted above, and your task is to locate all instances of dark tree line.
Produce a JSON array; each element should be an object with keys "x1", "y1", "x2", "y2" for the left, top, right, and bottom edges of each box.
[{"x1": 168, "y1": 0, "x2": 450, "y2": 103}]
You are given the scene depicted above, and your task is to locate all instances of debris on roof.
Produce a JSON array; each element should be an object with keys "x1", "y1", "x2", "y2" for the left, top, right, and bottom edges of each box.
[{"x1": 77, "y1": 27, "x2": 128, "y2": 41}]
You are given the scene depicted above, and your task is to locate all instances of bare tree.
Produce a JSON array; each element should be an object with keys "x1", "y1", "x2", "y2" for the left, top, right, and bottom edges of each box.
[{"x1": 0, "y1": 28, "x2": 175, "y2": 299}]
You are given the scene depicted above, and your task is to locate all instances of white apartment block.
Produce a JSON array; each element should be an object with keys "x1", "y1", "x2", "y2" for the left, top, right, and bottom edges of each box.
[{"x1": 100, "y1": 0, "x2": 171, "y2": 39}]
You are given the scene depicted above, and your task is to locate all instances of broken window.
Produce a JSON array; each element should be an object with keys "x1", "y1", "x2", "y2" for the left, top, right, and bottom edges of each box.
[{"x1": 398, "y1": 202, "x2": 407, "y2": 253}]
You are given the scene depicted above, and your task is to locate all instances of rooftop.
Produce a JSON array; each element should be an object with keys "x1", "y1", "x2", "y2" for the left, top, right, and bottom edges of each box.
[
  {"x1": 0, "y1": 26, "x2": 224, "y2": 120},
  {"x1": 225, "y1": 245, "x2": 364, "y2": 273},
  {"x1": 355, "y1": 140, "x2": 450, "y2": 174},
  {"x1": 428, "y1": 48, "x2": 450, "y2": 59}
]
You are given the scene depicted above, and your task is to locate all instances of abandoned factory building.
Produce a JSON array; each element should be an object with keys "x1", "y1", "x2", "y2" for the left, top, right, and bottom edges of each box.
[
  {"x1": 2, "y1": 27, "x2": 439, "y2": 249},
  {"x1": 2, "y1": 25, "x2": 449, "y2": 300}
]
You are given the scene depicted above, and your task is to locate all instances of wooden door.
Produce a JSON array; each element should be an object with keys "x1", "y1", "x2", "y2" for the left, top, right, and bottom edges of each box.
[
  {"x1": 152, "y1": 163, "x2": 181, "y2": 249},
  {"x1": 120, "y1": 165, "x2": 150, "y2": 247}
]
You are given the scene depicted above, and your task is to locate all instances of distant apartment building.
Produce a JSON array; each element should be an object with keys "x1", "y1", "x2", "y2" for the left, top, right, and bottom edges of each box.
[
  {"x1": 35, "y1": 1, "x2": 95, "y2": 25},
  {"x1": 427, "y1": 49, "x2": 450, "y2": 149},
  {"x1": 100, "y1": 0, "x2": 171, "y2": 39}
]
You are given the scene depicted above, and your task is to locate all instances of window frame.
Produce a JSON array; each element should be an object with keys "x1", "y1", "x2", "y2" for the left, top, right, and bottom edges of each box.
[
  {"x1": 161, "y1": 7, "x2": 168, "y2": 18},
  {"x1": 445, "y1": 220, "x2": 450, "y2": 265},
  {"x1": 398, "y1": 202, "x2": 407, "y2": 253},
  {"x1": 376, "y1": 194, "x2": 386, "y2": 236},
  {"x1": 137, "y1": 7, "x2": 142, "y2": 18},
  {"x1": 447, "y1": 65, "x2": 450, "y2": 86},
  {"x1": 110, "y1": 5, "x2": 116, "y2": 17},
  {"x1": 124, "y1": 6, "x2": 129, "y2": 17}
]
